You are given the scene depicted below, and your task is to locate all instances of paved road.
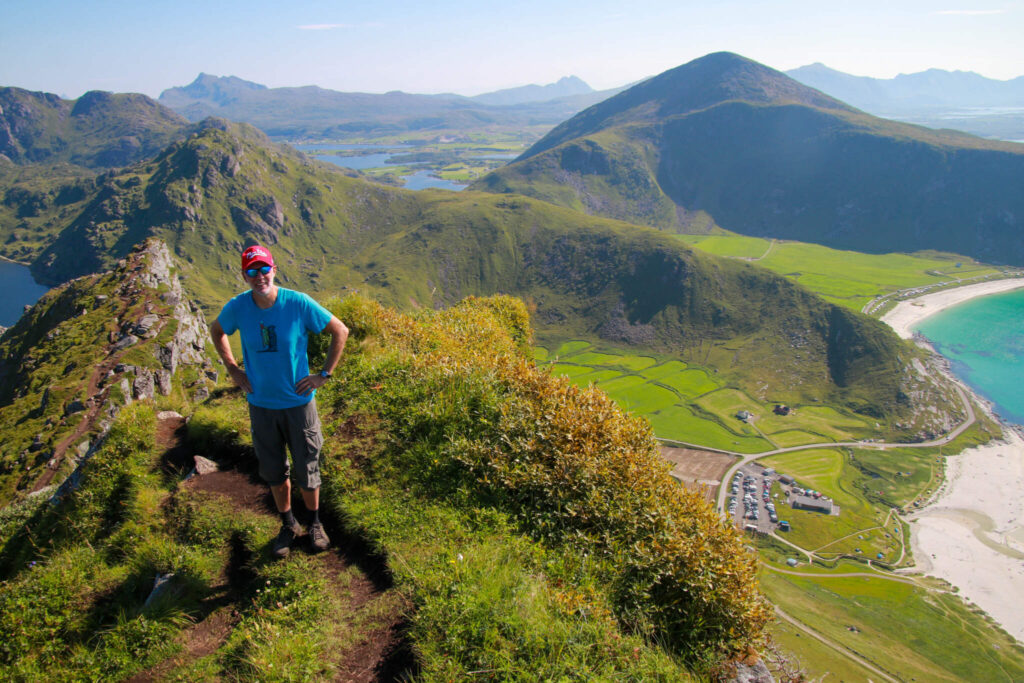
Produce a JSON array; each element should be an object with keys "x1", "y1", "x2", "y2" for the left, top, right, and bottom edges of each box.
[
  {"x1": 763, "y1": 562, "x2": 921, "y2": 587},
  {"x1": 713, "y1": 381, "x2": 976, "y2": 512}
]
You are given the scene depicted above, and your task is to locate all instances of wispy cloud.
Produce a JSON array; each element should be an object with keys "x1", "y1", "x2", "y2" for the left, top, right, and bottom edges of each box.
[
  {"x1": 934, "y1": 9, "x2": 1006, "y2": 15},
  {"x1": 297, "y1": 23, "x2": 350, "y2": 30}
]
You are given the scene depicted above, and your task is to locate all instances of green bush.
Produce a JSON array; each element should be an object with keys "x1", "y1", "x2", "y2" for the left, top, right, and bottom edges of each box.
[{"x1": 325, "y1": 294, "x2": 770, "y2": 662}]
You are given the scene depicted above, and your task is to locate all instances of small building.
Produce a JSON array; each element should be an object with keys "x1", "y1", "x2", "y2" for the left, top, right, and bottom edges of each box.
[
  {"x1": 792, "y1": 495, "x2": 834, "y2": 514},
  {"x1": 736, "y1": 410, "x2": 753, "y2": 422},
  {"x1": 779, "y1": 474, "x2": 795, "y2": 485},
  {"x1": 778, "y1": 520, "x2": 791, "y2": 531},
  {"x1": 786, "y1": 558, "x2": 798, "y2": 567},
  {"x1": 773, "y1": 404, "x2": 791, "y2": 416}
]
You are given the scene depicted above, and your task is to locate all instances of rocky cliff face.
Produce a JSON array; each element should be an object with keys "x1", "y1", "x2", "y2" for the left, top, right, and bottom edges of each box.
[{"x1": 0, "y1": 238, "x2": 214, "y2": 500}]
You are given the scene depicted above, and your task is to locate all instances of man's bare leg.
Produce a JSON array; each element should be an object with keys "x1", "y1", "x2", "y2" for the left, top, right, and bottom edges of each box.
[{"x1": 271, "y1": 479, "x2": 292, "y2": 513}]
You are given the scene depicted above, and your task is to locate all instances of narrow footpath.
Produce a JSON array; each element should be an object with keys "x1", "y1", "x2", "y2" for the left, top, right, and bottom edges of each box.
[{"x1": 133, "y1": 411, "x2": 414, "y2": 682}]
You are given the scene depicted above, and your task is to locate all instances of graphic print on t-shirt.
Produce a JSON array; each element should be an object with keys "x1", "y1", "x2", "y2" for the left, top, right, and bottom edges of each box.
[{"x1": 259, "y1": 323, "x2": 278, "y2": 352}]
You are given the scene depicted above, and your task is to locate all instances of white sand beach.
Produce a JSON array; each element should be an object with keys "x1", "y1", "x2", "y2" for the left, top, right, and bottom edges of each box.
[
  {"x1": 883, "y1": 278, "x2": 1024, "y2": 641},
  {"x1": 881, "y1": 278, "x2": 1024, "y2": 339},
  {"x1": 909, "y1": 430, "x2": 1024, "y2": 641}
]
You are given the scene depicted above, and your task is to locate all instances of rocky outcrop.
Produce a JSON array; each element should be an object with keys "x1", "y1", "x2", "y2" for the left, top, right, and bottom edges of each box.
[{"x1": 0, "y1": 237, "x2": 215, "y2": 497}]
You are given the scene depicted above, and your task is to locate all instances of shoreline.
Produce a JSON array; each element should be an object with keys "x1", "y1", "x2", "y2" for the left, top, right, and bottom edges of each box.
[
  {"x1": 883, "y1": 279, "x2": 1024, "y2": 642},
  {"x1": 881, "y1": 278, "x2": 1024, "y2": 339}
]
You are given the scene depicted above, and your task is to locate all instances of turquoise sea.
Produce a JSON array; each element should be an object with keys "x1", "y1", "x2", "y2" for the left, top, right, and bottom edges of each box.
[{"x1": 915, "y1": 288, "x2": 1024, "y2": 426}]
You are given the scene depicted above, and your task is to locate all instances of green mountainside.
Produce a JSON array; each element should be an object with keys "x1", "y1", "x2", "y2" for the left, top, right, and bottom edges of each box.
[
  {"x1": 0, "y1": 87, "x2": 188, "y2": 168},
  {"x1": 473, "y1": 52, "x2": 1024, "y2": 266},
  {"x1": 2, "y1": 120, "x2": 922, "y2": 422}
]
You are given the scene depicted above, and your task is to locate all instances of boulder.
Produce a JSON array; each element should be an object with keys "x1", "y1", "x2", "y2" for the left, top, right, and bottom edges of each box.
[
  {"x1": 193, "y1": 455, "x2": 219, "y2": 475},
  {"x1": 133, "y1": 369, "x2": 154, "y2": 400},
  {"x1": 155, "y1": 369, "x2": 172, "y2": 395},
  {"x1": 119, "y1": 377, "x2": 133, "y2": 404},
  {"x1": 113, "y1": 334, "x2": 139, "y2": 351},
  {"x1": 133, "y1": 313, "x2": 161, "y2": 337}
]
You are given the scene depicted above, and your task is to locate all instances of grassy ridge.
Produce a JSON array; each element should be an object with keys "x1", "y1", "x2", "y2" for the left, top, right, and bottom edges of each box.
[{"x1": 0, "y1": 293, "x2": 773, "y2": 678}]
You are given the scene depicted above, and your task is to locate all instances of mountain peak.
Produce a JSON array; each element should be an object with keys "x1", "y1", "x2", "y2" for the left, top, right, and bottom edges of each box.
[
  {"x1": 521, "y1": 52, "x2": 854, "y2": 159},
  {"x1": 471, "y1": 76, "x2": 594, "y2": 106}
]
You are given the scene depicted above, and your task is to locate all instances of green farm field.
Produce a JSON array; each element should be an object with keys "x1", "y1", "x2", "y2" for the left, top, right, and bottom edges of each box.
[
  {"x1": 679, "y1": 234, "x2": 1002, "y2": 311},
  {"x1": 538, "y1": 341, "x2": 877, "y2": 453},
  {"x1": 759, "y1": 566, "x2": 1024, "y2": 682}
]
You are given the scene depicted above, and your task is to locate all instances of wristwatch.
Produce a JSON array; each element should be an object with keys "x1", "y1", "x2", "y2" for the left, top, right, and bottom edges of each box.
[{"x1": 320, "y1": 369, "x2": 332, "y2": 380}]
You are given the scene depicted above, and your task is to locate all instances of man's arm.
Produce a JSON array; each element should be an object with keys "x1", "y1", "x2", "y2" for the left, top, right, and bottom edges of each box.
[
  {"x1": 296, "y1": 316, "x2": 349, "y2": 395},
  {"x1": 210, "y1": 319, "x2": 252, "y2": 393}
]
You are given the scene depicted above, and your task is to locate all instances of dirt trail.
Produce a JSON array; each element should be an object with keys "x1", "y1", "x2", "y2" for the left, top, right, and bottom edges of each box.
[{"x1": 134, "y1": 413, "x2": 413, "y2": 682}]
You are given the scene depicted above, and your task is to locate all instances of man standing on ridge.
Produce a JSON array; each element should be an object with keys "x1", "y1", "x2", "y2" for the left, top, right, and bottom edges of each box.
[{"x1": 210, "y1": 244, "x2": 349, "y2": 558}]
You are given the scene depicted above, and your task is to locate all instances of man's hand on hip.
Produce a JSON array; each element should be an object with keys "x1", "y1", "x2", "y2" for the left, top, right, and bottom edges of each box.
[
  {"x1": 227, "y1": 365, "x2": 252, "y2": 393},
  {"x1": 295, "y1": 373, "x2": 328, "y2": 395}
]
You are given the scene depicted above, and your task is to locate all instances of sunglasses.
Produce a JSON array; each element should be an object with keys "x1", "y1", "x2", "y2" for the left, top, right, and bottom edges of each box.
[{"x1": 244, "y1": 265, "x2": 273, "y2": 278}]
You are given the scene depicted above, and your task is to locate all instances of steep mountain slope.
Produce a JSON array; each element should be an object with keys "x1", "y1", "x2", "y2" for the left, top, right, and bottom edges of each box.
[
  {"x1": 473, "y1": 52, "x2": 1024, "y2": 265},
  {"x1": 0, "y1": 87, "x2": 188, "y2": 168},
  {"x1": 0, "y1": 120, "x2": 922, "y2": 422},
  {"x1": 158, "y1": 73, "x2": 617, "y2": 139}
]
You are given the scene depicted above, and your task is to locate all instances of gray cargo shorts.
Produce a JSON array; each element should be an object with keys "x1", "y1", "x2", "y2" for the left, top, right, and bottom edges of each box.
[{"x1": 248, "y1": 399, "x2": 323, "y2": 490}]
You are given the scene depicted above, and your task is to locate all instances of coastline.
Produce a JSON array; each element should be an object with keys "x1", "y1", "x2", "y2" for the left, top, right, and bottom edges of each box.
[
  {"x1": 883, "y1": 279, "x2": 1024, "y2": 642},
  {"x1": 880, "y1": 278, "x2": 1024, "y2": 339}
]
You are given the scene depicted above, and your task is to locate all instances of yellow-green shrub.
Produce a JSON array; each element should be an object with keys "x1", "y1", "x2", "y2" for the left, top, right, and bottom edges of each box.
[{"x1": 323, "y1": 294, "x2": 770, "y2": 661}]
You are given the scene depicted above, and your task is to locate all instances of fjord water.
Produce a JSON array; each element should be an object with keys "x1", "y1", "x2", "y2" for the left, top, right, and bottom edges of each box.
[
  {"x1": 915, "y1": 288, "x2": 1024, "y2": 425},
  {"x1": 0, "y1": 260, "x2": 48, "y2": 327}
]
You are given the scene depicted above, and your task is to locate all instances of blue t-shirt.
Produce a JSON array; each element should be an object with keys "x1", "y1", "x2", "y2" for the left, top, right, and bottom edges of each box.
[{"x1": 217, "y1": 288, "x2": 333, "y2": 409}]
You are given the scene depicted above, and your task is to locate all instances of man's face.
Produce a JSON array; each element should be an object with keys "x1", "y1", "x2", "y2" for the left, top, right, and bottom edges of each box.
[{"x1": 244, "y1": 263, "x2": 276, "y2": 296}]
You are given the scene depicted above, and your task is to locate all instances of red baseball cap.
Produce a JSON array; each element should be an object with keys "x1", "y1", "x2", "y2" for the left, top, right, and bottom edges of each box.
[{"x1": 241, "y1": 245, "x2": 274, "y2": 270}]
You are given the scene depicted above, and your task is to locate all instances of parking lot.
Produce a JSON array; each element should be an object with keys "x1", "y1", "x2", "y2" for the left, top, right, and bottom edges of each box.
[{"x1": 725, "y1": 465, "x2": 783, "y2": 534}]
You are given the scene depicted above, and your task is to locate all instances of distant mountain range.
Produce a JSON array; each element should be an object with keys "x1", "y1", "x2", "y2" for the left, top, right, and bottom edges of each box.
[
  {"x1": 470, "y1": 76, "x2": 594, "y2": 106},
  {"x1": 158, "y1": 74, "x2": 623, "y2": 139},
  {"x1": 787, "y1": 63, "x2": 1024, "y2": 140},
  {"x1": 474, "y1": 52, "x2": 1024, "y2": 265},
  {"x1": 787, "y1": 63, "x2": 1024, "y2": 113}
]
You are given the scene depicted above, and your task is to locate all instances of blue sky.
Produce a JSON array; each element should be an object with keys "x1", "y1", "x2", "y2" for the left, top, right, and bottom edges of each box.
[{"x1": 2, "y1": 0, "x2": 1023, "y2": 98}]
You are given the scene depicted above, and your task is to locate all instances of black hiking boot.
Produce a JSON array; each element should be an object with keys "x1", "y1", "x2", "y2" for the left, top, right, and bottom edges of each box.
[
  {"x1": 272, "y1": 521, "x2": 302, "y2": 558},
  {"x1": 309, "y1": 521, "x2": 330, "y2": 552}
]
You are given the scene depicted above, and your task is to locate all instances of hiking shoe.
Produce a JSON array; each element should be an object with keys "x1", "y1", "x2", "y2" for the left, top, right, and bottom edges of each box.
[
  {"x1": 272, "y1": 522, "x2": 302, "y2": 559},
  {"x1": 309, "y1": 522, "x2": 330, "y2": 552}
]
